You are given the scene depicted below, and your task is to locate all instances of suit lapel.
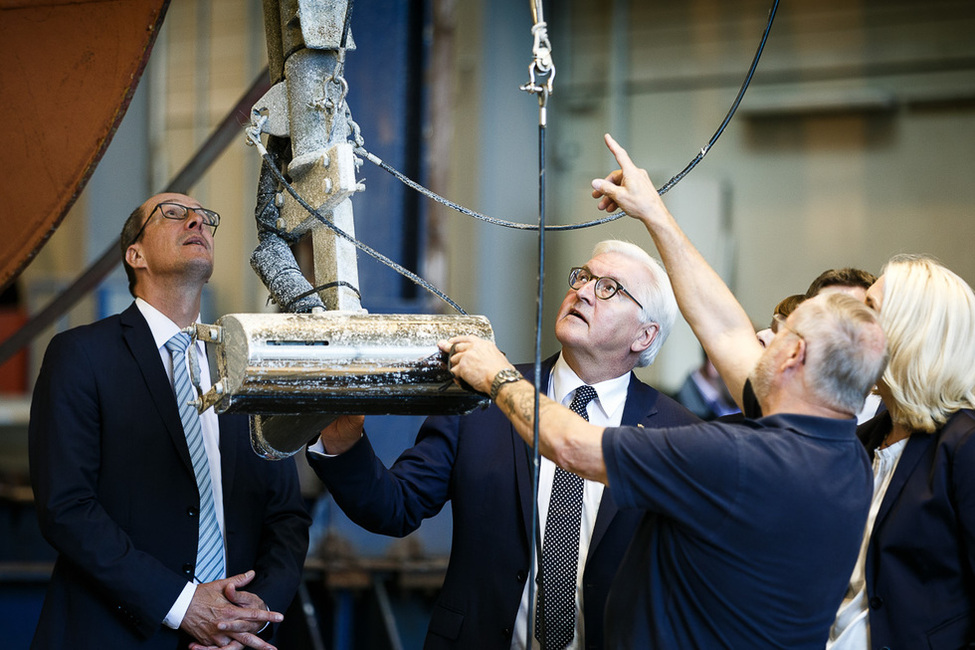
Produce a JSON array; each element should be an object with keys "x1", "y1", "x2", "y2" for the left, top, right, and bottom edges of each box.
[
  {"x1": 120, "y1": 303, "x2": 195, "y2": 474},
  {"x1": 589, "y1": 374, "x2": 658, "y2": 559},
  {"x1": 873, "y1": 430, "x2": 934, "y2": 530}
]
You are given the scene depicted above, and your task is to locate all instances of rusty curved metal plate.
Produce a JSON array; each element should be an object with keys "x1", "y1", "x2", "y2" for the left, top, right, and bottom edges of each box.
[{"x1": 0, "y1": 0, "x2": 170, "y2": 291}]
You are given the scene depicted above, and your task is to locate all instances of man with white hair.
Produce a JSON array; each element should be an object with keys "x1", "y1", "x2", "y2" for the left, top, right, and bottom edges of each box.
[
  {"x1": 440, "y1": 136, "x2": 890, "y2": 648},
  {"x1": 307, "y1": 239, "x2": 698, "y2": 649}
]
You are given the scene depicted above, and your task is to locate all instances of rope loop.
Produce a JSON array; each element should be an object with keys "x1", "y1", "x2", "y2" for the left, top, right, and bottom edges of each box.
[{"x1": 521, "y1": 19, "x2": 555, "y2": 96}]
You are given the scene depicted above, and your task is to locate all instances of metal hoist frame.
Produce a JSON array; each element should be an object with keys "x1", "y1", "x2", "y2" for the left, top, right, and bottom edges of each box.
[{"x1": 188, "y1": 0, "x2": 493, "y2": 459}]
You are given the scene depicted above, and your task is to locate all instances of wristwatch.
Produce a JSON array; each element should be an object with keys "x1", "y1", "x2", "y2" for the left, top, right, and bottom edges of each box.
[{"x1": 490, "y1": 368, "x2": 524, "y2": 401}]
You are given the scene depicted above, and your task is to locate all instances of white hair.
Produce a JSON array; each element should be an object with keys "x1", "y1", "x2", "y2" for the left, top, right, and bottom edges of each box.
[{"x1": 592, "y1": 240, "x2": 677, "y2": 367}]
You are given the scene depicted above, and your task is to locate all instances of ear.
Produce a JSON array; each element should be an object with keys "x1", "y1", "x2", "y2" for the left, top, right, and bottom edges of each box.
[
  {"x1": 631, "y1": 322, "x2": 660, "y2": 355},
  {"x1": 779, "y1": 337, "x2": 806, "y2": 373},
  {"x1": 125, "y1": 243, "x2": 147, "y2": 271}
]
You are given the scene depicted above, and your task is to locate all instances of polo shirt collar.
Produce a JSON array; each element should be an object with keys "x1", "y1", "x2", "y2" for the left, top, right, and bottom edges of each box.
[{"x1": 759, "y1": 412, "x2": 858, "y2": 441}]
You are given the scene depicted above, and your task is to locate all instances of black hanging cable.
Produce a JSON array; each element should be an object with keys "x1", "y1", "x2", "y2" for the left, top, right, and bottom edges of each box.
[
  {"x1": 285, "y1": 280, "x2": 362, "y2": 311},
  {"x1": 357, "y1": 0, "x2": 779, "y2": 230},
  {"x1": 250, "y1": 142, "x2": 468, "y2": 315},
  {"x1": 528, "y1": 94, "x2": 548, "y2": 647},
  {"x1": 356, "y1": 146, "x2": 624, "y2": 231},
  {"x1": 656, "y1": 0, "x2": 779, "y2": 195},
  {"x1": 519, "y1": 0, "x2": 555, "y2": 643}
]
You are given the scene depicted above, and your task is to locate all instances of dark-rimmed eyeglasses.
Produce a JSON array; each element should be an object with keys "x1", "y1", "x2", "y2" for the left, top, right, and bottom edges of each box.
[
  {"x1": 568, "y1": 267, "x2": 644, "y2": 310},
  {"x1": 127, "y1": 202, "x2": 221, "y2": 248}
]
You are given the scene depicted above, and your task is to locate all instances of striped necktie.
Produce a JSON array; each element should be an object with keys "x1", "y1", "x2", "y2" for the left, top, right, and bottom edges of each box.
[{"x1": 165, "y1": 332, "x2": 225, "y2": 583}]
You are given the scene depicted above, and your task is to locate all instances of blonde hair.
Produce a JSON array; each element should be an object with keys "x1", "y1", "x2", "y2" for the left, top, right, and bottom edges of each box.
[{"x1": 879, "y1": 254, "x2": 975, "y2": 432}]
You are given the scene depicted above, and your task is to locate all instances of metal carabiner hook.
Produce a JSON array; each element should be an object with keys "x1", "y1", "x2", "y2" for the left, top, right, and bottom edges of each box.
[{"x1": 520, "y1": 20, "x2": 556, "y2": 98}]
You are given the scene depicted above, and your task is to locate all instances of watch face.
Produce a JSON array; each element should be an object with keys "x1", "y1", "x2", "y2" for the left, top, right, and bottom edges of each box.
[{"x1": 490, "y1": 369, "x2": 523, "y2": 400}]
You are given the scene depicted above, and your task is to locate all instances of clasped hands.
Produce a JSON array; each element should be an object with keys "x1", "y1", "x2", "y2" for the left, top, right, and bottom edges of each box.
[{"x1": 184, "y1": 570, "x2": 281, "y2": 650}]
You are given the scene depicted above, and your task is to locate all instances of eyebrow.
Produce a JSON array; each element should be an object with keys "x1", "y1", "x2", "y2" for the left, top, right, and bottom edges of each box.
[
  {"x1": 582, "y1": 265, "x2": 624, "y2": 284},
  {"x1": 157, "y1": 201, "x2": 205, "y2": 210}
]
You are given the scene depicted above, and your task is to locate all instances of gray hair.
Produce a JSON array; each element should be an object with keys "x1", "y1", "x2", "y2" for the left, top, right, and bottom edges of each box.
[
  {"x1": 592, "y1": 240, "x2": 677, "y2": 367},
  {"x1": 791, "y1": 292, "x2": 888, "y2": 415}
]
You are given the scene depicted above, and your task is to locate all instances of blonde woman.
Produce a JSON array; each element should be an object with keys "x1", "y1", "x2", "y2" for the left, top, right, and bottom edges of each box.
[{"x1": 828, "y1": 254, "x2": 975, "y2": 650}]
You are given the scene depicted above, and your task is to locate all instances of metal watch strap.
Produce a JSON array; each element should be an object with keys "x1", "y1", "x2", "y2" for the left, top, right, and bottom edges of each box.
[{"x1": 490, "y1": 368, "x2": 524, "y2": 401}]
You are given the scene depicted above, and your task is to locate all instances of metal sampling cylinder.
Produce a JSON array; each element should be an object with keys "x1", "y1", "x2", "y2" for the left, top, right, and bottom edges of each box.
[{"x1": 195, "y1": 312, "x2": 494, "y2": 458}]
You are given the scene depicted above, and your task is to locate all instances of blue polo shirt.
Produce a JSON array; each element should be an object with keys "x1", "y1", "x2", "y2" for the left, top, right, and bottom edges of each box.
[{"x1": 602, "y1": 414, "x2": 871, "y2": 649}]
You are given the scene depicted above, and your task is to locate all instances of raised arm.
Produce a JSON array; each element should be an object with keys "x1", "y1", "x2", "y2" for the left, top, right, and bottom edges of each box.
[{"x1": 590, "y1": 133, "x2": 763, "y2": 407}]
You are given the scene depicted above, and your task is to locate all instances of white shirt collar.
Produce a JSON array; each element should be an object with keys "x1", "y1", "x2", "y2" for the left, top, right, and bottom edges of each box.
[
  {"x1": 551, "y1": 352, "x2": 631, "y2": 421},
  {"x1": 135, "y1": 297, "x2": 201, "y2": 351}
]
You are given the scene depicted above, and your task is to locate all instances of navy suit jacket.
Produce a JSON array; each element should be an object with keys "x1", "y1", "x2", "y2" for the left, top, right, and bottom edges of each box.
[
  {"x1": 308, "y1": 354, "x2": 699, "y2": 649},
  {"x1": 28, "y1": 303, "x2": 310, "y2": 649},
  {"x1": 858, "y1": 409, "x2": 975, "y2": 650}
]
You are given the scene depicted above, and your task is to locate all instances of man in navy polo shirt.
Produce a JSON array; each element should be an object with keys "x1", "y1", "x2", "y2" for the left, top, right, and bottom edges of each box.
[{"x1": 439, "y1": 135, "x2": 889, "y2": 649}]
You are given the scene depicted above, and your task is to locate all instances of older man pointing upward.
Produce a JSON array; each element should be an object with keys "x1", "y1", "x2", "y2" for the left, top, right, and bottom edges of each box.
[{"x1": 441, "y1": 134, "x2": 888, "y2": 650}]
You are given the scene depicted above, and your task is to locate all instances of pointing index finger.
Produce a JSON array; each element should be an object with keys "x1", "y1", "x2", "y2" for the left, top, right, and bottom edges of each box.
[{"x1": 603, "y1": 133, "x2": 636, "y2": 170}]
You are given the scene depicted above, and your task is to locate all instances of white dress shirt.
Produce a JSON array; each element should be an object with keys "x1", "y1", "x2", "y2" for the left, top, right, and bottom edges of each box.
[
  {"x1": 827, "y1": 437, "x2": 908, "y2": 650},
  {"x1": 135, "y1": 298, "x2": 226, "y2": 628},
  {"x1": 510, "y1": 353, "x2": 631, "y2": 650},
  {"x1": 856, "y1": 393, "x2": 883, "y2": 424}
]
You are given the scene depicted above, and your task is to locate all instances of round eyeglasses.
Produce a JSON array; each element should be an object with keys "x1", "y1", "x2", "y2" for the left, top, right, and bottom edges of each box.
[
  {"x1": 127, "y1": 202, "x2": 221, "y2": 248},
  {"x1": 568, "y1": 267, "x2": 644, "y2": 310}
]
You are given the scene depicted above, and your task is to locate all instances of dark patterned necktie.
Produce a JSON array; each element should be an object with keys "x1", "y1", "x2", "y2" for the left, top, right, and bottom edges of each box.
[
  {"x1": 535, "y1": 385, "x2": 597, "y2": 649},
  {"x1": 166, "y1": 332, "x2": 225, "y2": 583}
]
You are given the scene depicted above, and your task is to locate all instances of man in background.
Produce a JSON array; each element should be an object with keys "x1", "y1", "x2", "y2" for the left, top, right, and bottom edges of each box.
[{"x1": 805, "y1": 267, "x2": 877, "y2": 302}]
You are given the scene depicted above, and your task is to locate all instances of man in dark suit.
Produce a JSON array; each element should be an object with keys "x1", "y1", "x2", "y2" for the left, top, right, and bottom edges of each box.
[
  {"x1": 307, "y1": 239, "x2": 698, "y2": 649},
  {"x1": 29, "y1": 193, "x2": 310, "y2": 650}
]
